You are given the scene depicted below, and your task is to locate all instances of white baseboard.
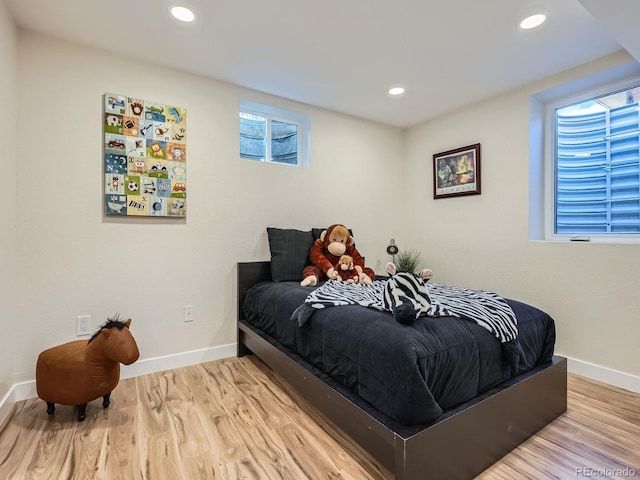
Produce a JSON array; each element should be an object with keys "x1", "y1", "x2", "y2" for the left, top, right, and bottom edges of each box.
[
  {"x1": 0, "y1": 383, "x2": 23, "y2": 428},
  {"x1": 565, "y1": 355, "x2": 640, "y2": 394},
  {"x1": 119, "y1": 343, "x2": 237, "y2": 380},
  {"x1": 0, "y1": 343, "x2": 237, "y2": 427}
]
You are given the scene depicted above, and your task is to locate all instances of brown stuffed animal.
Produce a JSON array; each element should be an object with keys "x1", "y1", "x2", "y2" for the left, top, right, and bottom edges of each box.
[
  {"x1": 301, "y1": 224, "x2": 375, "y2": 286},
  {"x1": 36, "y1": 317, "x2": 139, "y2": 421},
  {"x1": 335, "y1": 255, "x2": 359, "y2": 283}
]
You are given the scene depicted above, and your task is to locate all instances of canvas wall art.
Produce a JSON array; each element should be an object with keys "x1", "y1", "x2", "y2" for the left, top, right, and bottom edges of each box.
[{"x1": 103, "y1": 93, "x2": 187, "y2": 217}]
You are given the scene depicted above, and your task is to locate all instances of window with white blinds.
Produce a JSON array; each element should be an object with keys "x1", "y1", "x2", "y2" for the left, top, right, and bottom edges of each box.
[{"x1": 554, "y1": 85, "x2": 640, "y2": 236}]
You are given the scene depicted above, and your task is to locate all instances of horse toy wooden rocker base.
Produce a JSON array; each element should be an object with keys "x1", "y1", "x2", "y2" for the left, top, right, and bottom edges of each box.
[{"x1": 36, "y1": 317, "x2": 139, "y2": 421}]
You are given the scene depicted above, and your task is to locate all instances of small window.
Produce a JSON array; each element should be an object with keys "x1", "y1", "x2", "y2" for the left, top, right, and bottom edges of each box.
[
  {"x1": 239, "y1": 100, "x2": 310, "y2": 167},
  {"x1": 540, "y1": 76, "x2": 640, "y2": 241}
]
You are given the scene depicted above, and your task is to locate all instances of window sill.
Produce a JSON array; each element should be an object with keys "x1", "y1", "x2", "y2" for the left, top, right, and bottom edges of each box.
[{"x1": 530, "y1": 237, "x2": 640, "y2": 245}]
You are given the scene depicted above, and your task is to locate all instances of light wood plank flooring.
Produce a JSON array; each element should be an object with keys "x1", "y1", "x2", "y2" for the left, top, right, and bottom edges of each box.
[{"x1": 0, "y1": 356, "x2": 638, "y2": 479}]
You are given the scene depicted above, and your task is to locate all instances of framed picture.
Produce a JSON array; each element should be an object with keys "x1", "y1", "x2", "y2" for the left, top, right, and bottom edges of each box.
[{"x1": 433, "y1": 143, "x2": 481, "y2": 199}]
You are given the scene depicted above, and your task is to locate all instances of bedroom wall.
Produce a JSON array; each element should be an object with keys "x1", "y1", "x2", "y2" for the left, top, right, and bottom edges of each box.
[
  {"x1": 0, "y1": 1, "x2": 18, "y2": 402},
  {"x1": 12, "y1": 31, "x2": 404, "y2": 384},
  {"x1": 404, "y1": 50, "x2": 640, "y2": 379}
]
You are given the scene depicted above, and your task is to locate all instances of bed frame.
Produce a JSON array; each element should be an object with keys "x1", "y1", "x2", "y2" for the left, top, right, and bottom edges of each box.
[{"x1": 237, "y1": 261, "x2": 567, "y2": 479}]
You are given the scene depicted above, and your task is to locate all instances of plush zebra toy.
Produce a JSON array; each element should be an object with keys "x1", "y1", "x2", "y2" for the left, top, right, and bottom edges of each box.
[{"x1": 382, "y1": 262, "x2": 434, "y2": 325}]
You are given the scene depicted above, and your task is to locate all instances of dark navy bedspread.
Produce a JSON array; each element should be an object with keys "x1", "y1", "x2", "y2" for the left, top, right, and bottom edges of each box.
[{"x1": 242, "y1": 281, "x2": 556, "y2": 425}]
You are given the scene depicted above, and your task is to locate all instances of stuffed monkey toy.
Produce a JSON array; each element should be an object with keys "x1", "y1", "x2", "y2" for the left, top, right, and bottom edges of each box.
[
  {"x1": 335, "y1": 255, "x2": 359, "y2": 283},
  {"x1": 300, "y1": 224, "x2": 375, "y2": 286}
]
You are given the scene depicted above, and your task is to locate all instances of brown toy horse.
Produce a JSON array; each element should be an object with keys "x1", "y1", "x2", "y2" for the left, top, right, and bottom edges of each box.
[{"x1": 36, "y1": 317, "x2": 139, "y2": 421}]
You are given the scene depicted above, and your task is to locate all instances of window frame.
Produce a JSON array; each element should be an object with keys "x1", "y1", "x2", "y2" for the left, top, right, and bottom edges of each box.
[
  {"x1": 540, "y1": 72, "x2": 640, "y2": 243},
  {"x1": 239, "y1": 100, "x2": 310, "y2": 168}
]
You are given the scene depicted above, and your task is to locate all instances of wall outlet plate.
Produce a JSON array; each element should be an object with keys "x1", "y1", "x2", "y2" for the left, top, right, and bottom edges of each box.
[
  {"x1": 77, "y1": 315, "x2": 92, "y2": 336},
  {"x1": 184, "y1": 305, "x2": 194, "y2": 322}
]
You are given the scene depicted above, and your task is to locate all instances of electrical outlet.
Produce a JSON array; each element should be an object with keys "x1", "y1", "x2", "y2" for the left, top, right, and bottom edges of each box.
[
  {"x1": 184, "y1": 305, "x2": 194, "y2": 322},
  {"x1": 77, "y1": 315, "x2": 92, "y2": 336}
]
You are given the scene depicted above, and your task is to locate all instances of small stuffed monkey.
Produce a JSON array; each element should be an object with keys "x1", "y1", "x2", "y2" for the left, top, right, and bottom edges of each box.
[{"x1": 335, "y1": 255, "x2": 359, "y2": 283}]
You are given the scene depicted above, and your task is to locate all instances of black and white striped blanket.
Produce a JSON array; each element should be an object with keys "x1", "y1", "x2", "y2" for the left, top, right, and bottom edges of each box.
[{"x1": 293, "y1": 280, "x2": 518, "y2": 343}]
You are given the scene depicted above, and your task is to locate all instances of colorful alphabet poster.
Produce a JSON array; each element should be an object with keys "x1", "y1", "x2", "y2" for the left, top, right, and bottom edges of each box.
[{"x1": 103, "y1": 93, "x2": 187, "y2": 217}]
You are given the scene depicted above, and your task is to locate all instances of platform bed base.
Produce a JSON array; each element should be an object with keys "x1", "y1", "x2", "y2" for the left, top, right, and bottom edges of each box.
[{"x1": 237, "y1": 261, "x2": 567, "y2": 480}]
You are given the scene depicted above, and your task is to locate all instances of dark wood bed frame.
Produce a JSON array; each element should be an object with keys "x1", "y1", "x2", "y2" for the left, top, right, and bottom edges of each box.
[{"x1": 237, "y1": 261, "x2": 567, "y2": 479}]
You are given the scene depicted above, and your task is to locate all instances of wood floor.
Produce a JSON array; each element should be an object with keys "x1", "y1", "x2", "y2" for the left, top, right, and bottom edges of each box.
[{"x1": 0, "y1": 356, "x2": 638, "y2": 479}]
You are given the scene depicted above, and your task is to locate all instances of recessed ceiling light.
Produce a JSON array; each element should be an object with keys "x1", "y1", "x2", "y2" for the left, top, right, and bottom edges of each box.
[
  {"x1": 170, "y1": 5, "x2": 196, "y2": 23},
  {"x1": 388, "y1": 86, "x2": 405, "y2": 97},
  {"x1": 519, "y1": 13, "x2": 546, "y2": 30}
]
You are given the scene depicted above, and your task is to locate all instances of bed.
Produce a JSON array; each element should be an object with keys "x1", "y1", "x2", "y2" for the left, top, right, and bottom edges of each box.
[{"x1": 237, "y1": 231, "x2": 566, "y2": 479}]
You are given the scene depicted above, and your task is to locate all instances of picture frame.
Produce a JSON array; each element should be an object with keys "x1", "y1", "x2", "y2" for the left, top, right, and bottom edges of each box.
[{"x1": 433, "y1": 143, "x2": 481, "y2": 199}]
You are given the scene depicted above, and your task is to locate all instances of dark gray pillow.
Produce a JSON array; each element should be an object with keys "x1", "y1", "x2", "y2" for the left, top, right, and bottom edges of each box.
[{"x1": 267, "y1": 228, "x2": 315, "y2": 282}]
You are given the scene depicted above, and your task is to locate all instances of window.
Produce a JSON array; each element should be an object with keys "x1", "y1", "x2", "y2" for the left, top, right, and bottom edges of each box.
[
  {"x1": 554, "y1": 84, "x2": 640, "y2": 236},
  {"x1": 533, "y1": 65, "x2": 640, "y2": 242},
  {"x1": 239, "y1": 100, "x2": 310, "y2": 167}
]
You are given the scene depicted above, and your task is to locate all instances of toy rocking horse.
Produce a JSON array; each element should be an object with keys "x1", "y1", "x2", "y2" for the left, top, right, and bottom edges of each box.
[{"x1": 36, "y1": 317, "x2": 139, "y2": 421}]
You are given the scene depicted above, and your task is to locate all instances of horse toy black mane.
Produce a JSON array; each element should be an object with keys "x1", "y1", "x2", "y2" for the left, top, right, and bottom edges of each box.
[{"x1": 88, "y1": 316, "x2": 129, "y2": 343}]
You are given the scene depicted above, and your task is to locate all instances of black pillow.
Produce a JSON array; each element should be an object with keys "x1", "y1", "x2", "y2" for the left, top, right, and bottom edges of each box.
[{"x1": 267, "y1": 228, "x2": 315, "y2": 282}]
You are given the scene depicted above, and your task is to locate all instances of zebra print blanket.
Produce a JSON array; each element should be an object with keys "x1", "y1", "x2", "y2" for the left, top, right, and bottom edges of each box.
[{"x1": 293, "y1": 280, "x2": 518, "y2": 343}]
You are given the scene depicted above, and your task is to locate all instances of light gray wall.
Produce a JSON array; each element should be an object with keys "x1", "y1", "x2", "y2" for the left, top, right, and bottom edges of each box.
[
  {"x1": 13, "y1": 31, "x2": 405, "y2": 382},
  {"x1": 404, "y1": 51, "x2": 640, "y2": 377},
  {"x1": 0, "y1": 0, "x2": 18, "y2": 400}
]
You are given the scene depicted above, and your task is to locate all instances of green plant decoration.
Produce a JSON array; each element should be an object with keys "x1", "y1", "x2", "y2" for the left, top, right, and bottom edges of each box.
[{"x1": 395, "y1": 249, "x2": 422, "y2": 273}]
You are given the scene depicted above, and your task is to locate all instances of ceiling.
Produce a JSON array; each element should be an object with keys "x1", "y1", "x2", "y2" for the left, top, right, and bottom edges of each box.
[{"x1": 5, "y1": 0, "x2": 639, "y2": 128}]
